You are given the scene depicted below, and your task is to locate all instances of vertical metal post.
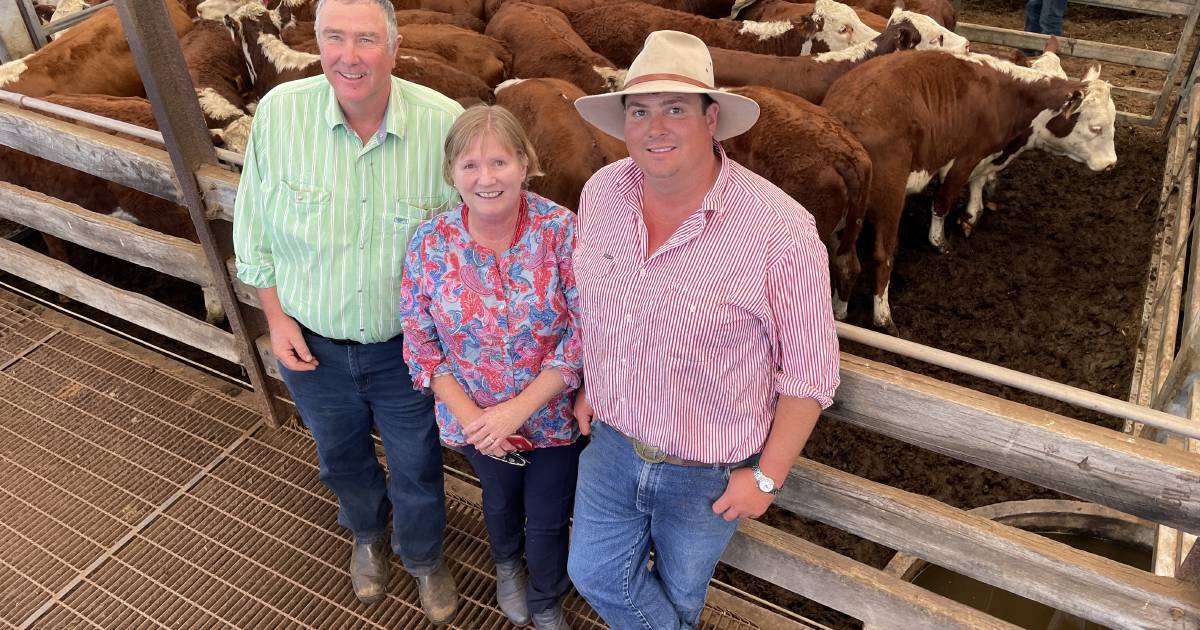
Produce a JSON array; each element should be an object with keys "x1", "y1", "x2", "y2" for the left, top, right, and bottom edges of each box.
[
  {"x1": 113, "y1": 0, "x2": 289, "y2": 427},
  {"x1": 0, "y1": 0, "x2": 37, "y2": 60},
  {"x1": 15, "y1": 0, "x2": 46, "y2": 48}
]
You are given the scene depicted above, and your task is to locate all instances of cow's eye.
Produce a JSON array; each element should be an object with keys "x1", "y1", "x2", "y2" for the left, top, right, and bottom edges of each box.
[
  {"x1": 838, "y1": 25, "x2": 851, "y2": 34},
  {"x1": 934, "y1": 35, "x2": 943, "y2": 45},
  {"x1": 1089, "y1": 124, "x2": 1103, "y2": 135}
]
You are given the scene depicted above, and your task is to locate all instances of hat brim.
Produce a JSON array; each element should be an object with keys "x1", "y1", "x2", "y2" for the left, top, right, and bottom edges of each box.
[{"x1": 574, "y1": 80, "x2": 760, "y2": 141}]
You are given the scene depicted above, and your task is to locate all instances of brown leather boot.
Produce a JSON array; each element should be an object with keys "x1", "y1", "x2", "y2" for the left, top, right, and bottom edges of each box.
[{"x1": 416, "y1": 562, "x2": 459, "y2": 625}]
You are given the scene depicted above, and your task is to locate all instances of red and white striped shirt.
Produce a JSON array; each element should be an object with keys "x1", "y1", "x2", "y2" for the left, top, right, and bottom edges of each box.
[{"x1": 575, "y1": 145, "x2": 840, "y2": 463}]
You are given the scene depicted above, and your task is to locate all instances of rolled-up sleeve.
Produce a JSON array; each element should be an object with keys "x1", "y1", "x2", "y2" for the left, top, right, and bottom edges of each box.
[
  {"x1": 399, "y1": 224, "x2": 451, "y2": 390},
  {"x1": 540, "y1": 215, "x2": 583, "y2": 391},
  {"x1": 767, "y1": 232, "x2": 841, "y2": 408},
  {"x1": 232, "y1": 106, "x2": 276, "y2": 288}
]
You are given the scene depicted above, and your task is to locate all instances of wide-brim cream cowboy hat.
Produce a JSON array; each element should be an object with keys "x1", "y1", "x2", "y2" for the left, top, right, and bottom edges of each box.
[{"x1": 574, "y1": 30, "x2": 760, "y2": 141}]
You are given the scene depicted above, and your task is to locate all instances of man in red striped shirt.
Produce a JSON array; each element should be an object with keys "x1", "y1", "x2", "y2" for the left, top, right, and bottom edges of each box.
[{"x1": 567, "y1": 31, "x2": 841, "y2": 629}]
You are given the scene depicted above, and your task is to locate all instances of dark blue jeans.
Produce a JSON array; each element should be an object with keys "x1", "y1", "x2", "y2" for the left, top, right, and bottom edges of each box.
[
  {"x1": 279, "y1": 332, "x2": 444, "y2": 577},
  {"x1": 567, "y1": 421, "x2": 742, "y2": 630},
  {"x1": 1025, "y1": 0, "x2": 1067, "y2": 35},
  {"x1": 464, "y1": 440, "x2": 585, "y2": 614}
]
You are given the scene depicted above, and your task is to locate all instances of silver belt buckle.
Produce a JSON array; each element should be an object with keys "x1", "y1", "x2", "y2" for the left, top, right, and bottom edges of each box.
[{"x1": 633, "y1": 439, "x2": 668, "y2": 464}]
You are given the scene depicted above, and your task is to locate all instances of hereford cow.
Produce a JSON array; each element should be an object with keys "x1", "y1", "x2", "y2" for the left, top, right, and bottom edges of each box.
[
  {"x1": 823, "y1": 50, "x2": 1117, "y2": 332},
  {"x1": 570, "y1": 0, "x2": 874, "y2": 66},
  {"x1": 840, "y1": 0, "x2": 954, "y2": 27},
  {"x1": 712, "y1": 9, "x2": 965, "y2": 103},
  {"x1": 395, "y1": 24, "x2": 513, "y2": 87},
  {"x1": 739, "y1": 0, "x2": 887, "y2": 32},
  {"x1": 494, "y1": 78, "x2": 627, "y2": 209},
  {"x1": 485, "y1": 2, "x2": 623, "y2": 95},
  {"x1": 0, "y1": 3, "x2": 192, "y2": 97},
  {"x1": 722, "y1": 86, "x2": 871, "y2": 318},
  {"x1": 485, "y1": 0, "x2": 743, "y2": 19},
  {"x1": 181, "y1": 19, "x2": 254, "y2": 152},
  {"x1": 957, "y1": 40, "x2": 1068, "y2": 240}
]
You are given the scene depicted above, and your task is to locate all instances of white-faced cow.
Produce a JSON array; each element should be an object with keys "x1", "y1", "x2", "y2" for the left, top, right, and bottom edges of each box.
[
  {"x1": 712, "y1": 9, "x2": 966, "y2": 103},
  {"x1": 823, "y1": 50, "x2": 1117, "y2": 332}
]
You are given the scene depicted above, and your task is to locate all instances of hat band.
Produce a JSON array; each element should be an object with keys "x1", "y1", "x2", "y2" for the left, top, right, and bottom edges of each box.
[{"x1": 622, "y1": 72, "x2": 714, "y2": 91}]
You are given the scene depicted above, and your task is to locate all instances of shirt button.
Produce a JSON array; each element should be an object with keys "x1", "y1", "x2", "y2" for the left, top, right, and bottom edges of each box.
[
  {"x1": 625, "y1": 314, "x2": 632, "y2": 323},
  {"x1": 361, "y1": 198, "x2": 367, "y2": 203},
  {"x1": 640, "y1": 269, "x2": 647, "y2": 277}
]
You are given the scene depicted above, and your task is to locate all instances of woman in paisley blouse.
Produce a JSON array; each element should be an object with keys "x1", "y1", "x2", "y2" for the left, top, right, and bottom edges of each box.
[{"x1": 400, "y1": 105, "x2": 582, "y2": 630}]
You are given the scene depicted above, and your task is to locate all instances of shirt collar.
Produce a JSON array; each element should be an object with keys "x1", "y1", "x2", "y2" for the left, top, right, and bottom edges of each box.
[{"x1": 323, "y1": 77, "x2": 409, "y2": 142}]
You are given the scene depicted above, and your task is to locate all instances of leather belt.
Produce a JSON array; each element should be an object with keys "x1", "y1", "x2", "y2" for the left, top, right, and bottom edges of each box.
[{"x1": 605, "y1": 422, "x2": 742, "y2": 468}]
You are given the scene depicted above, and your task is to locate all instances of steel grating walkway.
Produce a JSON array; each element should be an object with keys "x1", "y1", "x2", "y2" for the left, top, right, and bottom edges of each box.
[{"x1": 0, "y1": 287, "x2": 809, "y2": 630}]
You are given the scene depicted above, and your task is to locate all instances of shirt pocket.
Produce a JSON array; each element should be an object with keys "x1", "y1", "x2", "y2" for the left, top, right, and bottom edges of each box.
[{"x1": 277, "y1": 180, "x2": 331, "y2": 248}]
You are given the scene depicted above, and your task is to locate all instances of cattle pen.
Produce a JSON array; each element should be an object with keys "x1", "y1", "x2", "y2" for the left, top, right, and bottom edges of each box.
[{"x1": 0, "y1": 0, "x2": 1199, "y2": 628}]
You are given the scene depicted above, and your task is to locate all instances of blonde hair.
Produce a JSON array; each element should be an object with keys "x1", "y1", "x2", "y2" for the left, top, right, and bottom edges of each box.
[{"x1": 443, "y1": 105, "x2": 544, "y2": 186}]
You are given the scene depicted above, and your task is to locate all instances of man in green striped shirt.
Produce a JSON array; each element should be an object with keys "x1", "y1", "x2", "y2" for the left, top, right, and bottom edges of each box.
[{"x1": 232, "y1": 0, "x2": 463, "y2": 621}]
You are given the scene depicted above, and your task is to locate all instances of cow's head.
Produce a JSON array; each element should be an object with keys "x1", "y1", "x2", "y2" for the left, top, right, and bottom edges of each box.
[
  {"x1": 812, "y1": 0, "x2": 879, "y2": 51},
  {"x1": 889, "y1": 8, "x2": 970, "y2": 52},
  {"x1": 197, "y1": 0, "x2": 252, "y2": 21},
  {"x1": 1036, "y1": 66, "x2": 1117, "y2": 171},
  {"x1": 881, "y1": 18, "x2": 922, "y2": 52}
]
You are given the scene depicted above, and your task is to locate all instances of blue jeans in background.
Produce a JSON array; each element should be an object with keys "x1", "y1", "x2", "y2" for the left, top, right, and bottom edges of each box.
[
  {"x1": 279, "y1": 331, "x2": 444, "y2": 577},
  {"x1": 465, "y1": 440, "x2": 585, "y2": 614},
  {"x1": 1025, "y1": 0, "x2": 1067, "y2": 35},
  {"x1": 567, "y1": 421, "x2": 741, "y2": 630}
]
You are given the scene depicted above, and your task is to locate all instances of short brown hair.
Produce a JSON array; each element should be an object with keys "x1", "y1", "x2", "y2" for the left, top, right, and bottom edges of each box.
[{"x1": 442, "y1": 105, "x2": 544, "y2": 186}]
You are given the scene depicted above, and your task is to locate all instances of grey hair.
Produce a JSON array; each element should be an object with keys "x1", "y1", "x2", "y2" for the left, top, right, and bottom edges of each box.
[{"x1": 314, "y1": 0, "x2": 399, "y2": 53}]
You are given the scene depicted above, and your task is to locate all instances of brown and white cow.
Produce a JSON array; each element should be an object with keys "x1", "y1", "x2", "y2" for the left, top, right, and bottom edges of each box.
[
  {"x1": 712, "y1": 23, "x2": 914, "y2": 103},
  {"x1": 738, "y1": 0, "x2": 887, "y2": 33},
  {"x1": 722, "y1": 86, "x2": 871, "y2": 317},
  {"x1": 485, "y1": 0, "x2": 743, "y2": 20},
  {"x1": 955, "y1": 40, "x2": 1068, "y2": 240},
  {"x1": 569, "y1": 1, "x2": 873, "y2": 67},
  {"x1": 839, "y1": 0, "x2": 955, "y2": 27},
  {"x1": 494, "y1": 78, "x2": 627, "y2": 210},
  {"x1": 485, "y1": 2, "x2": 623, "y2": 95},
  {"x1": 823, "y1": 50, "x2": 1117, "y2": 331},
  {"x1": 712, "y1": 9, "x2": 966, "y2": 104},
  {"x1": 0, "y1": 3, "x2": 192, "y2": 97}
]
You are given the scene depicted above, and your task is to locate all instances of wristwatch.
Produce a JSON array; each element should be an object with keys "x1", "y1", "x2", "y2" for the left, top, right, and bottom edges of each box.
[{"x1": 751, "y1": 465, "x2": 780, "y2": 495}]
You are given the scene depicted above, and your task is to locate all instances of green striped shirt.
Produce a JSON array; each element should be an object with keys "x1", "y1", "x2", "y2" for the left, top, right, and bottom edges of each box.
[{"x1": 234, "y1": 75, "x2": 463, "y2": 343}]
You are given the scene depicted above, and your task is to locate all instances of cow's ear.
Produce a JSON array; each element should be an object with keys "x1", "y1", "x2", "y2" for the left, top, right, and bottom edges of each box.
[
  {"x1": 1062, "y1": 89, "x2": 1084, "y2": 116},
  {"x1": 1082, "y1": 64, "x2": 1101, "y2": 82},
  {"x1": 1009, "y1": 49, "x2": 1029, "y2": 66}
]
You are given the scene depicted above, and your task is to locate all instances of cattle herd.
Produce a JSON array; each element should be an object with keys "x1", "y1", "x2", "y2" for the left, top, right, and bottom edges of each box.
[{"x1": 0, "y1": 0, "x2": 1119, "y2": 334}]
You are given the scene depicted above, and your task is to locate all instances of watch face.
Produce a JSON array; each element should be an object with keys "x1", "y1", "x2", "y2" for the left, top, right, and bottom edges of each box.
[{"x1": 754, "y1": 468, "x2": 774, "y2": 493}]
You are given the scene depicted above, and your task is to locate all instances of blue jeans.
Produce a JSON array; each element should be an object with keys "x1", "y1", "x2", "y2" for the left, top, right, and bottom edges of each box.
[
  {"x1": 465, "y1": 440, "x2": 585, "y2": 614},
  {"x1": 279, "y1": 332, "x2": 444, "y2": 577},
  {"x1": 567, "y1": 421, "x2": 740, "y2": 630},
  {"x1": 1025, "y1": 0, "x2": 1067, "y2": 35}
]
